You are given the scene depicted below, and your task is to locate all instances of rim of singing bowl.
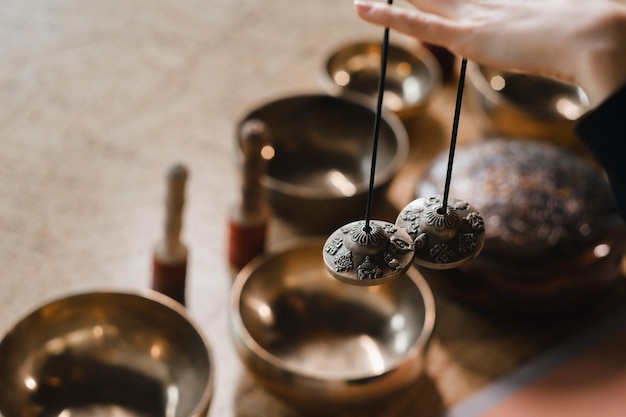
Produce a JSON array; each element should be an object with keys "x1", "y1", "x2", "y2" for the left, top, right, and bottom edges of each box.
[
  {"x1": 0, "y1": 288, "x2": 214, "y2": 417},
  {"x1": 238, "y1": 93, "x2": 409, "y2": 201},
  {"x1": 466, "y1": 61, "x2": 590, "y2": 121}
]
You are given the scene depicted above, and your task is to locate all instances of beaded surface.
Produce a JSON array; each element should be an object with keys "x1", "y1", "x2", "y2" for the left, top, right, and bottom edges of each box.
[{"x1": 396, "y1": 195, "x2": 485, "y2": 269}]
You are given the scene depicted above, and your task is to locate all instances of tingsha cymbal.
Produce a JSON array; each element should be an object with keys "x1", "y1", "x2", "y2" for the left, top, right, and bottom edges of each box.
[
  {"x1": 396, "y1": 195, "x2": 485, "y2": 269},
  {"x1": 323, "y1": 220, "x2": 415, "y2": 286}
]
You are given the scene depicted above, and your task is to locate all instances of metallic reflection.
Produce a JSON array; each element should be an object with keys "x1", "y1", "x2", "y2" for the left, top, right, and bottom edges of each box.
[
  {"x1": 333, "y1": 70, "x2": 350, "y2": 87},
  {"x1": 357, "y1": 335, "x2": 385, "y2": 374},
  {"x1": 594, "y1": 243, "x2": 611, "y2": 258},
  {"x1": 260, "y1": 145, "x2": 275, "y2": 160},
  {"x1": 24, "y1": 376, "x2": 37, "y2": 390},
  {"x1": 326, "y1": 169, "x2": 357, "y2": 197},
  {"x1": 489, "y1": 75, "x2": 506, "y2": 91},
  {"x1": 166, "y1": 385, "x2": 180, "y2": 417},
  {"x1": 555, "y1": 97, "x2": 585, "y2": 120}
]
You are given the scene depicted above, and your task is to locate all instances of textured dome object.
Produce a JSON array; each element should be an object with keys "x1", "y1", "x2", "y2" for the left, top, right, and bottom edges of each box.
[
  {"x1": 396, "y1": 195, "x2": 485, "y2": 269},
  {"x1": 323, "y1": 220, "x2": 415, "y2": 286},
  {"x1": 416, "y1": 139, "x2": 626, "y2": 314},
  {"x1": 418, "y1": 139, "x2": 620, "y2": 259}
]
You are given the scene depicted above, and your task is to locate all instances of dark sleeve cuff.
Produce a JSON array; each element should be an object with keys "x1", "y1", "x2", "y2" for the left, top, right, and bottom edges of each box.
[{"x1": 575, "y1": 84, "x2": 626, "y2": 220}]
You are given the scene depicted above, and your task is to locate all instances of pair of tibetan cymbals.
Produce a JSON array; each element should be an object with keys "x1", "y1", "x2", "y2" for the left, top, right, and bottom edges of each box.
[{"x1": 323, "y1": 195, "x2": 485, "y2": 286}]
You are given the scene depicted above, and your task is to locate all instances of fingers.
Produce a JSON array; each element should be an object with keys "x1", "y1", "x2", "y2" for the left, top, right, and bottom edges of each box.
[
  {"x1": 404, "y1": 0, "x2": 459, "y2": 17},
  {"x1": 354, "y1": 0, "x2": 457, "y2": 47}
]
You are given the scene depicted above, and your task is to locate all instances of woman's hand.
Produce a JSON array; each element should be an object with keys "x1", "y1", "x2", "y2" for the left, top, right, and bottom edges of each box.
[{"x1": 355, "y1": 0, "x2": 626, "y2": 106}]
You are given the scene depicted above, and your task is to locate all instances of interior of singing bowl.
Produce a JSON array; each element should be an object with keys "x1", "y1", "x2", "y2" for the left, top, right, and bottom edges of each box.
[
  {"x1": 241, "y1": 94, "x2": 407, "y2": 199},
  {"x1": 322, "y1": 41, "x2": 440, "y2": 114},
  {"x1": 0, "y1": 290, "x2": 213, "y2": 417},
  {"x1": 232, "y1": 239, "x2": 434, "y2": 384},
  {"x1": 469, "y1": 63, "x2": 589, "y2": 120}
]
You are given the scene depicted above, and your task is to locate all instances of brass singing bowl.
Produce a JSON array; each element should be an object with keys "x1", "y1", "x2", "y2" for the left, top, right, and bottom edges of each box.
[
  {"x1": 320, "y1": 40, "x2": 441, "y2": 118},
  {"x1": 229, "y1": 238, "x2": 435, "y2": 412},
  {"x1": 239, "y1": 94, "x2": 408, "y2": 233},
  {"x1": 467, "y1": 62, "x2": 591, "y2": 152},
  {"x1": 0, "y1": 290, "x2": 214, "y2": 417}
]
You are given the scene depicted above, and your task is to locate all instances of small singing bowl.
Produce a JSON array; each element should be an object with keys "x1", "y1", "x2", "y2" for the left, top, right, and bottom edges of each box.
[
  {"x1": 239, "y1": 94, "x2": 408, "y2": 233},
  {"x1": 320, "y1": 41, "x2": 441, "y2": 118},
  {"x1": 229, "y1": 238, "x2": 435, "y2": 412},
  {"x1": 0, "y1": 290, "x2": 214, "y2": 417},
  {"x1": 467, "y1": 62, "x2": 591, "y2": 151}
]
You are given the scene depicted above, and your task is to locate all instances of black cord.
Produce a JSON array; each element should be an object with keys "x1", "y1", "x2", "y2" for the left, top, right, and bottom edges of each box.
[
  {"x1": 364, "y1": 0, "x2": 393, "y2": 233},
  {"x1": 440, "y1": 57, "x2": 468, "y2": 214}
]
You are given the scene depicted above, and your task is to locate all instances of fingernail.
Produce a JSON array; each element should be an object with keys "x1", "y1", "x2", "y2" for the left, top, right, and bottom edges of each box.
[{"x1": 354, "y1": 0, "x2": 374, "y2": 9}]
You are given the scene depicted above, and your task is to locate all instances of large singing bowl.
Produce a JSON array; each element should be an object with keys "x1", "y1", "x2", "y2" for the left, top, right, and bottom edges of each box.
[
  {"x1": 229, "y1": 238, "x2": 435, "y2": 412},
  {"x1": 238, "y1": 93, "x2": 408, "y2": 233},
  {"x1": 0, "y1": 290, "x2": 214, "y2": 417}
]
